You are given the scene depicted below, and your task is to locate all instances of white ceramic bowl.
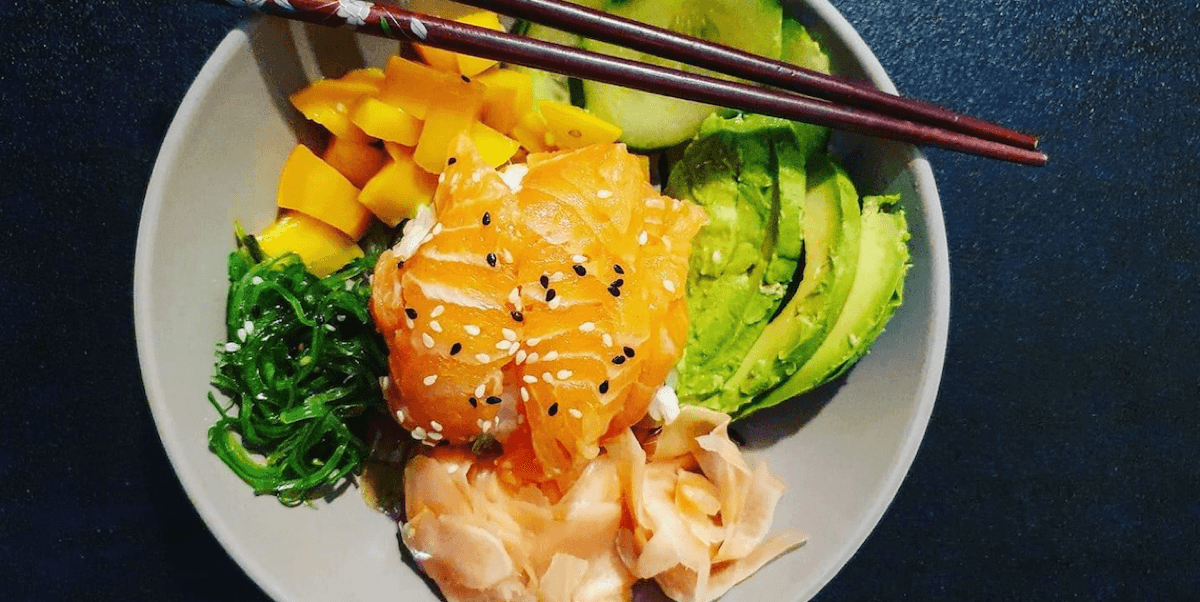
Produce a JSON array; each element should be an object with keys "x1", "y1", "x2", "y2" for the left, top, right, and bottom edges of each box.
[{"x1": 135, "y1": 2, "x2": 949, "y2": 601}]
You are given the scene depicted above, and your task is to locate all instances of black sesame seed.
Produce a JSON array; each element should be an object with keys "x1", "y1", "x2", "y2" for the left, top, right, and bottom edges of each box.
[
  {"x1": 608, "y1": 285, "x2": 621, "y2": 297},
  {"x1": 447, "y1": 157, "x2": 458, "y2": 165},
  {"x1": 460, "y1": 75, "x2": 471, "y2": 83},
  {"x1": 613, "y1": 264, "x2": 625, "y2": 274},
  {"x1": 545, "y1": 288, "x2": 557, "y2": 302},
  {"x1": 486, "y1": 396, "x2": 503, "y2": 405},
  {"x1": 623, "y1": 346, "x2": 635, "y2": 358},
  {"x1": 599, "y1": 380, "x2": 609, "y2": 394},
  {"x1": 450, "y1": 342, "x2": 462, "y2": 355},
  {"x1": 469, "y1": 397, "x2": 478, "y2": 408},
  {"x1": 487, "y1": 253, "x2": 497, "y2": 267},
  {"x1": 548, "y1": 402, "x2": 559, "y2": 416},
  {"x1": 612, "y1": 355, "x2": 626, "y2": 365},
  {"x1": 510, "y1": 310, "x2": 524, "y2": 322},
  {"x1": 539, "y1": 274, "x2": 549, "y2": 288},
  {"x1": 482, "y1": 212, "x2": 491, "y2": 226},
  {"x1": 396, "y1": 260, "x2": 405, "y2": 270},
  {"x1": 573, "y1": 264, "x2": 587, "y2": 276},
  {"x1": 405, "y1": 308, "x2": 418, "y2": 319},
  {"x1": 611, "y1": 278, "x2": 624, "y2": 288}
]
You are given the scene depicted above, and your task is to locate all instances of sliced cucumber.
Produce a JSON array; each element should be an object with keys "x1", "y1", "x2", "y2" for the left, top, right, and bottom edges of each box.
[
  {"x1": 781, "y1": 18, "x2": 832, "y2": 75},
  {"x1": 580, "y1": 0, "x2": 784, "y2": 150},
  {"x1": 510, "y1": 0, "x2": 606, "y2": 107}
]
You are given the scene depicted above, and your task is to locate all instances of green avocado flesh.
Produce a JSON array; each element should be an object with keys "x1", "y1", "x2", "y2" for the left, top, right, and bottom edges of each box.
[{"x1": 758, "y1": 194, "x2": 911, "y2": 408}]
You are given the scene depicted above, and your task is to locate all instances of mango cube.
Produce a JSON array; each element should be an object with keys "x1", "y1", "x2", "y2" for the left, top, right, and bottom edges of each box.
[
  {"x1": 257, "y1": 212, "x2": 364, "y2": 277},
  {"x1": 469, "y1": 122, "x2": 520, "y2": 167},
  {"x1": 322, "y1": 136, "x2": 387, "y2": 189},
  {"x1": 510, "y1": 109, "x2": 554, "y2": 153},
  {"x1": 277, "y1": 144, "x2": 373, "y2": 240},
  {"x1": 359, "y1": 147, "x2": 440, "y2": 227},
  {"x1": 475, "y1": 68, "x2": 534, "y2": 135},
  {"x1": 538, "y1": 100, "x2": 623, "y2": 149},
  {"x1": 349, "y1": 96, "x2": 423, "y2": 146},
  {"x1": 378, "y1": 56, "x2": 462, "y2": 120},
  {"x1": 289, "y1": 78, "x2": 378, "y2": 140}
]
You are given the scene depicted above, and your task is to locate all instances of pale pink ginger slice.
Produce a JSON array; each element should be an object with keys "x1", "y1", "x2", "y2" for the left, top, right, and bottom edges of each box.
[
  {"x1": 607, "y1": 406, "x2": 805, "y2": 602},
  {"x1": 403, "y1": 447, "x2": 636, "y2": 602}
]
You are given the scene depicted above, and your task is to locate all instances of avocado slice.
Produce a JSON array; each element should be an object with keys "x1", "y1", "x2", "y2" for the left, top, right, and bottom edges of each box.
[
  {"x1": 757, "y1": 194, "x2": 911, "y2": 407},
  {"x1": 669, "y1": 112, "x2": 808, "y2": 402},
  {"x1": 715, "y1": 154, "x2": 862, "y2": 416}
]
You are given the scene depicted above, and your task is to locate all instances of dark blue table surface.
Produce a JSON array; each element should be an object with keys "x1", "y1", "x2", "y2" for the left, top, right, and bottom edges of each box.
[{"x1": 2, "y1": 0, "x2": 1197, "y2": 600}]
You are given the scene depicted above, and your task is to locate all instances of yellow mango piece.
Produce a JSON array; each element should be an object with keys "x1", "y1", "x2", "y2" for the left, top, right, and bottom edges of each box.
[
  {"x1": 469, "y1": 121, "x2": 520, "y2": 167},
  {"x1": 322, "y1": 136, "x2": 387, "y2": 189},
  {"x1": 414, "y1": 44, "x2": 460, "y2": 73},
  {"x1": 453, "y1": 12, "x2": 507, "y2": 76},
  {"x1": 359, "y1": 147, "x2": 440, "y2": 227},
  {"x1": 349, "y1": 96, "x2": 422, "y2": 146},
  {"x1": 257, "y1": 212, "x2": 364, "y2": 277},
  {"x1": 475, "y1": 68, "x2": 534, "y2": 135},
  {"x1": 537, "y1": 100, "x2": 623, "y2": 149},
  {"x1": 378, "y1": 56, "x2": 462, "y2": 120},
  {"x1": 413, "y1": 79, "x2": 486, "y2": 173},
  {"x1": 277, "y1": 145, "x2": 373, "y2": 240},
  {"x1": 510, "y1": 109, "x2": 554, "y2": 153},
  {"x1": 289, "y1": 78, "x2": 377, "y2": 140},
  {"x1": 339, "y1": 67, "x2": 385, "y2": 87}
]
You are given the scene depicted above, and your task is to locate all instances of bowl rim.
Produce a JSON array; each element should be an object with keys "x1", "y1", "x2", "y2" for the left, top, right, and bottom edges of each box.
[{"x1": 134, "y1": 3, "x2": 949, "y2": 600}]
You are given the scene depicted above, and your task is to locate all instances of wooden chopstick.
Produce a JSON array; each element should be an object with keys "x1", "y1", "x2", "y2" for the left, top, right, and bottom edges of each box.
[
  {"x1": 455, "y1": 0, "x2": 1040, "y2": 151},
  {"x1": 218, "y1": 0, "x2": 1048, "y2": 166}
]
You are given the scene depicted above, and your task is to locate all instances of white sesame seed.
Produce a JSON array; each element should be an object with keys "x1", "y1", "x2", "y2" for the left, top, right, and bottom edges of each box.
[
  {"x1": 496, "y1": 340, "x2": 512, "y2": 350},
  {"x1": 475, "y1": 353, "x2": 490, "y2": 363},
  {"x1": 579, "y1": 321, "x2": 595, "y2": 333},
  {"x1": 251, "y1": 276, "x2": 264, "y2": 285},
  {"x1": 549, "y1": 297, "x2": 562, "y2": 310},
  {"x1": 445, "y1": 463, "x2": 459, "y2": 475},
  {"x1": 395, "y1": 408, "x2": 406, "y2": 422},
  {"x1": 502, "y1": 249, "x2": 514, "y2": 263},
  {"x1": 520, "y1": 387, "x2": 530, "y2": 401},
  {"x1": 423, "y1": 374, "x2": 438, "y2": 386},
  {"x1": 465, "y1": 324, "x2": 481, "y2": 336},
  {"x1": 596, "y1": 189, "x2": 612, "y2": 199},
  {"x1": 712, "y1": 249, "x2": 723, "y2": 263},
  {"x1": 430, "y1": 305, "x2": 445, "y2": 318},
  {"x1": 422, "y1": 439, "x2": 437, "y2": 447},
  {"x1": 480, "y1": 420, "x2": 492, "y2": 433},
  {"x1": 243, "y1": 321, "x2": 255, "y2": 334},
  {"x1": 508, "y1": 343, "x2": 520, "y2": 356},
  {"x1": 542, "y1": 372, "x2": 554, "y2": 383},
  {"x1": 224, "y1": 342, "x2": 241, "y2": 352},
  {"x1": 336, "y1": 315, "x2": 346, "y2": 322},
  {"x1": 475, "y1": 383, "x2": 486, "y2": 398},
  {"x1": 422, "y1": 333, "x2": 435, "y2": 348},
  {"x1": 638, "y1": 230, "x2": 649, "y2": 245},
  {"x1": 645, "y1": 198, "x2": 666, "y2": 209},
  {"x1": 405, "y1": 318, "x2": 415, "y2": 329},
  {"x1": 427, "y1": 431, "x2": 443, "y2": 441},
  {"x1": 325, "y1": 323, "x2": 337, "y2": 332},
  {"x1": 523, "y1": 374, "x2": 539, "y2": 384},
  {"x1": 526, "y1": 337, "x2": 541, "y2": 347},
  {"x1": 526, "y1": 352, "x2": 540, "y2": 363},
  {"x1": 556, "y1": 369, "x2": 573, "y2": 380},
  {"x1": 411, "y1": 427, "x2": 427, "y2": 440},
  {"x1": 236, "y1": 328, "x2": 246, "y2": 342},
  {"x1": 543, "y1": 350, "x2": 559, "y2": 361},
  {"x1": 663, "y1": 279, "x2": 677, "y2": 293},
  {"x1": 552, "y1": 271, "x2": 565, "y2": 281},
  {"x1": 256, "y1": 393, "x2": 267, "y2": 401},
  {"x1": 379, "y1": 376, "x2": 390, "y2": 391},
  {"x1": 572, "y1": 254, "x2": 588, "y2": 263},
  {"x1": 602, "y1": 333, "x2": 613, "y2": 347},
  {"x1": 568, "y1": 408, "x2": 583, "y2": 419},
  {"x1": 432, "y1": 223, "x2": 443, "y2": 236},
  {"x1": 429, "y1": 320, "x2": 443, "y2": 333},
  {"x1": 502, "y1": 328, "x2": 518, "y2": 341},
  {"x1": 508, "y1": 287, "x2": 520, "y2": 305},
  {"x1": 430, "y1": 420, "x2": 443, "y2": 432},
  {"x1": 516, "y1": 349, "x2": 527, "y2": 364}
]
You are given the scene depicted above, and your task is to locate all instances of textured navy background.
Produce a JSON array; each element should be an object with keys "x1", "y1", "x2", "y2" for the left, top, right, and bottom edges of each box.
[{"x1": 1, "y1": 0, "x2": 1197, "y2": 600}]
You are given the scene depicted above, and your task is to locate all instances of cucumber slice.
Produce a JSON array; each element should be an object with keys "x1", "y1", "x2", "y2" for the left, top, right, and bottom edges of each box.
[
  {"x1": 580, "y1": 0, "x2": 783, "y2": 150},
  {"x1": 510, "y1": 0, "x2": 606, "y2": 106},
  {"x1": 781, "y1": 18, "x2": 832, "y2": 74}
]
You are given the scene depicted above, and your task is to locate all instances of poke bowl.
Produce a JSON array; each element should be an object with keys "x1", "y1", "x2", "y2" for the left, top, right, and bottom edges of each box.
[{"x1": 134, "y1": 1, "x2": 949, "y2": 601}]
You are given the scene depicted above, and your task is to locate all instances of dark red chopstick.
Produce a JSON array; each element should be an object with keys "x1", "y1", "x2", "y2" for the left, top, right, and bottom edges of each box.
[
  {"x1": 455, "y1": 0, "x2": 1040, "y2": 151},
  {"x1": 219, "y1": 0, "x2": 1048, "y2": 166}
]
